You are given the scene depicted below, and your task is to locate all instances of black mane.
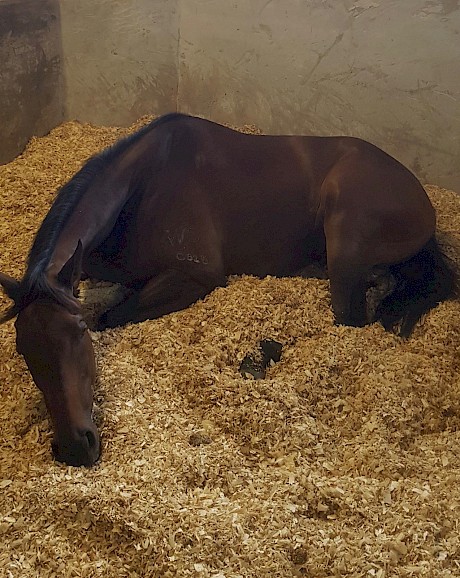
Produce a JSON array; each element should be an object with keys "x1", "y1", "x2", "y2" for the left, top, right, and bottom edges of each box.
[{"x1": 1, "y1": 112, "x2": 187, "y2": 321}]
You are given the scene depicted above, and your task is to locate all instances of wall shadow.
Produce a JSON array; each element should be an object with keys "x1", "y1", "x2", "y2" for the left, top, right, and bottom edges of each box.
[{"x1": 0, "y1": 0, "x2": 64, "y2": 165}]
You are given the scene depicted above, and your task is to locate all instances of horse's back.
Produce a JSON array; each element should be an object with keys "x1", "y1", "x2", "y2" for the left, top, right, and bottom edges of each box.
[
  {"x1": 127, "y1": 120, "x2": 322, "y2": 277},
  {"x1": 92, "y1": 115, "x2": 436, "y2": 279}
]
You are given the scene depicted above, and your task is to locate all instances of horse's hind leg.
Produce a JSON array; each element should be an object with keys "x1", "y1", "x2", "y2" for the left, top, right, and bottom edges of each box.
[
  {"x1": 96, "y1": 268, "x2": 224, "y2": 330},
  {"x1": 324, "y1": 208, "x2": 373, "y2": 327},
  {"x1": 328, "y1": 262, "x2": 370, "y2": 327}
]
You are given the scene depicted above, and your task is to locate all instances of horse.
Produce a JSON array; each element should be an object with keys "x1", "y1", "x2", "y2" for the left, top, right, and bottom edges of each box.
[{"x1": 0, "y1": 113, "x2": 456, "y2": 467}]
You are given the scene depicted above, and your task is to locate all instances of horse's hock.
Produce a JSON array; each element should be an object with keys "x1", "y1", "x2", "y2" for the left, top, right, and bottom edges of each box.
[{"x1": 0, "y1": 118, "x2": 459, "y2": 577}]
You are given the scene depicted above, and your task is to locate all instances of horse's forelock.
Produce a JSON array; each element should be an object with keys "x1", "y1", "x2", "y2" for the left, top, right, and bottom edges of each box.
[
  {"x1": 28, "y1": 274, "x2": 81, "y2": 315},
  {"x1": 0, "y1": 274, "x2": 81, "y2": 325}
]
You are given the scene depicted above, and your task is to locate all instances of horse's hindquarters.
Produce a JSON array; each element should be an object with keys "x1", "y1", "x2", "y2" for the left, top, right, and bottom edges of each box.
[{"x1": 322, "y1": 145, "x2": 437, "y2": 333}]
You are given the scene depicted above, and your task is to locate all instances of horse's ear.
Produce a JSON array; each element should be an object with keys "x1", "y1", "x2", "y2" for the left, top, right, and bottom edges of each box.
[
  {"x1": 0, "y1": 272, "x2": 21, "y2": 302},
  {"x1": 57, "y1": 240, "x2": 83, "y2": 295}
]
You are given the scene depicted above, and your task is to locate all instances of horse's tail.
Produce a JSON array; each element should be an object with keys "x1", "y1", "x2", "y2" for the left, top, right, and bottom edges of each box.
[{"x1": 378, "y1": 236, "x2": 458, "y2": 338}]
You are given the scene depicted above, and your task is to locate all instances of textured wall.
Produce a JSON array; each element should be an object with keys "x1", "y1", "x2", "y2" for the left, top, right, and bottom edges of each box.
[
  {"x1": 59, "y1": 0, "x2": 179, "y2": 126},
  {"x1": 0, "y1": 0, "x2": 63, "y2": 165},
  {"x1": 1, "y1": 0, "x2": 459, "y2": 190},
  {"x1": 178, "y1": 0, "x2": 460, "y2": 190}
]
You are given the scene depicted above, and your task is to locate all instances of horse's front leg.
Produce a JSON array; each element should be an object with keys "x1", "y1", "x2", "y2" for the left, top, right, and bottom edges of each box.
[{"x1": 96, "y1": 268, "x2": 225, "y2": 330}]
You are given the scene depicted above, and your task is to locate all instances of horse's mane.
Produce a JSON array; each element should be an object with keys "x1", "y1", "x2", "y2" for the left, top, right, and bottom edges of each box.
[{"x1": 0, "y1": 112, "x2": 187, "y2": 322}]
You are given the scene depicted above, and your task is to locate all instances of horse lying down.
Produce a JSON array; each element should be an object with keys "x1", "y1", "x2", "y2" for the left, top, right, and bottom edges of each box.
[{"x1": 0, "y1": 113, "x2": 456, "y2": 466}]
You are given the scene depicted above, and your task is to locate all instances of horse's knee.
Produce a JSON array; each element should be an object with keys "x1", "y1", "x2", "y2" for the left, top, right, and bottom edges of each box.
[{"x1": 96, "y1": 300, "x2": 136, "y2": 330}]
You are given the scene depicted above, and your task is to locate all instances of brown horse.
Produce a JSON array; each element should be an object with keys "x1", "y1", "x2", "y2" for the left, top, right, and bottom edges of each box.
[{"x1": 0, "y1": 113, "x2": 456, "y2": 466}]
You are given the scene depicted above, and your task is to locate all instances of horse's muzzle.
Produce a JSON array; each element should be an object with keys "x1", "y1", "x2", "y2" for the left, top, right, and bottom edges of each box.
[{"x1": 52, "y1": 426, "x2": 101, "y2": 467}]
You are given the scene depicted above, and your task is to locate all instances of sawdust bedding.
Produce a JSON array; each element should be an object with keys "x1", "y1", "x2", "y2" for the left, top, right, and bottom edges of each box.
[{"x1": 0, "y1": 117, "x2": 459, "y2": 578}]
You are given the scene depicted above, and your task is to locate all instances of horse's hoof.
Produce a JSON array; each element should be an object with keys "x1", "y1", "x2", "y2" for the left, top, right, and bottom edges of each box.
[
  {"x1": 94, "y1": 313, "x2": 110, "y2": 331},
  {"x1": 95, "y1": 311, "x2": 128, "y2": 330}
]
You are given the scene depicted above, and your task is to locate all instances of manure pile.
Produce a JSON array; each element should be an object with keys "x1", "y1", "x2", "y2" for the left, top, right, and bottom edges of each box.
[{"x1": 0, "y1": 119, "x2": 459, "y2": 578}]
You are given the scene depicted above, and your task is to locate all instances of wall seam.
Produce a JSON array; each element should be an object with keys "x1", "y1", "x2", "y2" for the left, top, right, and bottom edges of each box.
[{"x1": 175, "y1": 0, "x2": 182, "y2": 112}]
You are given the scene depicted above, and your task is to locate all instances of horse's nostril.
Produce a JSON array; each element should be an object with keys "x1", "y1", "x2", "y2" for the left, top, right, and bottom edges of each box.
[{"x1": 83, "y1": 429, "x2": 97, "y2": 449}]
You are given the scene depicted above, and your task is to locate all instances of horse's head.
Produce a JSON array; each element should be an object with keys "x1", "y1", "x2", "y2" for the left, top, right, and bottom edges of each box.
[
  {"x1": 15, "y1": 299, "x2": 99, "y2": 466},
  {"x1": 0, "y1": 243, "x2": 100, "y2": 467}
]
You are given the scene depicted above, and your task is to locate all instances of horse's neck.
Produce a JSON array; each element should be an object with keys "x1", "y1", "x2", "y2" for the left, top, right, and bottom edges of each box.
[{"x1": 46, "y1": 165, "x2": 136, "y2": 280}]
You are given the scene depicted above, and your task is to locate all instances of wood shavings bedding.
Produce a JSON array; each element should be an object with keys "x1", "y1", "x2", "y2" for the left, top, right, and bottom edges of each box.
[{"x1": 0, "y1": 118, "x2": 459, "y2": 578}]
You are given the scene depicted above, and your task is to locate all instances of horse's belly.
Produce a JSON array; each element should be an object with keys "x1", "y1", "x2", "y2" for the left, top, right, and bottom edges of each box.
[
  {"x1": 222, "y1": 216, "x2": 322, "y2": 277},
  {"x1": 89, "y1": 172, "x2": 322, "y2": 282}
]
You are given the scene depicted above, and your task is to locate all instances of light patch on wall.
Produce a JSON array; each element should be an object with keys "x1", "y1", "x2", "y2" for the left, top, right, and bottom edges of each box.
[{"x1": 417, "y1": 0, "x2": 459, "y2": 17}]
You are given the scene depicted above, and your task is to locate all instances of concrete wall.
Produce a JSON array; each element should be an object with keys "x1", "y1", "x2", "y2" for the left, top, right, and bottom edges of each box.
[
  {"x1": 1, "y1": 0, "x2": 459, "y2": 190},
  {"x1": 59, "y1": 0, "x2": 179, "y2": 126},
  {"x1": 0, "y1": 0, "x2": 64, "y2": 165},
  {"x1": 178, "y1": 0, "x2": 460, "y2": 190}
]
